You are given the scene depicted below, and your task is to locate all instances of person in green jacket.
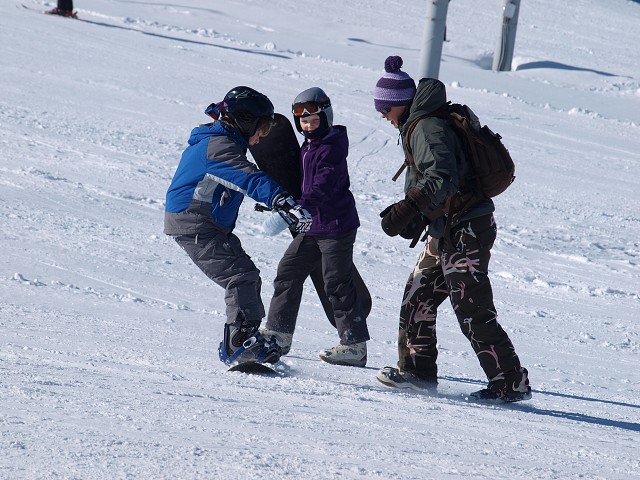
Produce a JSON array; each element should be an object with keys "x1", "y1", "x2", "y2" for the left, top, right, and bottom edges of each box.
[{"x1": 373, "y1": 56, "x2": 531, "y2": 402}]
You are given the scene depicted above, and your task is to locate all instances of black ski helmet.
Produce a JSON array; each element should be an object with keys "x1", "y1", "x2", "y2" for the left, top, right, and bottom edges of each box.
[
  {"x1": 219, "y1": 86, "x2": 274, "y2": 138},
  {"x1": 292, "y1": 87, "x2": 333, "y2": 139}
]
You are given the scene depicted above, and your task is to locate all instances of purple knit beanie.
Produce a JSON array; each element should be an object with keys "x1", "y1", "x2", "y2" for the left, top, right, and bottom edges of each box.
[{"x1": 374, "y1": 56, "x2": 416, "y2": 112}]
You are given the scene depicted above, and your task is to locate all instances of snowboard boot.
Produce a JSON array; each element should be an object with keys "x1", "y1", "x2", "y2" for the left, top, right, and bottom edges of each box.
[
  {"x1": 218, "y1": 319, "x2": 281, "y2": 366},
  {"x1": 375, "y1": 366, "x2": 438, "y2": 391},
  {"x1": 259, "y1": 328, "x2": 293, "y2": 356},
  {"x1": 470, "y1": 367, "x2": 532, "y2": 403},
  {"x1": 46, "y1": 8, "x2": 77, "y2": 17},
  {"x1": 319, "y1": 342, "x2": 367, "y2": 367}
]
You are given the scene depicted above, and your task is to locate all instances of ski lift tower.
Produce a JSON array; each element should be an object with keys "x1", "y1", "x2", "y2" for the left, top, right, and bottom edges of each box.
[
  {"x1": 492, "y1": 0, "x2": 522, "y2": 71},
  {"x1": 417, "y1": 0, "x2": 450, "y2": 79}
]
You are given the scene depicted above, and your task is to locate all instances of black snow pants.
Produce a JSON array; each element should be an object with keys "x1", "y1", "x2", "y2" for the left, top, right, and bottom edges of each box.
[
  {"x1": 398, "y1": 214, "x2": 524, "y2": 384},
  {"x1": 58, "y1": 0, "x2": 73, "y2": 11},
  {"x1": 266, "y1": 230, "x2": 370, "y2": 345}
]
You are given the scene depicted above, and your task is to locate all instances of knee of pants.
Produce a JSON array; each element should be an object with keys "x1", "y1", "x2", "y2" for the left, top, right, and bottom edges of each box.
[
  {"x1": 456, "y1": 313, "x2": 507, "y2": 345},
  {"x1": 447, "y1": 271, "x2": 495, "y2": 310},
  {"x1": 273, "y1": 278, "x2": 304, "y2": 297}
]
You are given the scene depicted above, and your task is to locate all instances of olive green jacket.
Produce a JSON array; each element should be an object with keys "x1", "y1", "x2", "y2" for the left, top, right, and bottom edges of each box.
[{"x1": 399, "y1": 78, "x2": 494, "y2": 238}]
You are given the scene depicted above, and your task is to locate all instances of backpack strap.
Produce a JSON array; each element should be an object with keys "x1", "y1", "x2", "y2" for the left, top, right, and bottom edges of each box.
[
  {"x1": 391, "y1": 112, "x2": 436, "y2": 182},
  {"x1": 392, "y1": 103, "x2": 455, "y2": 181},
  {"x1": 449, "y1": 111, "x2": 483, "y2": 196}
]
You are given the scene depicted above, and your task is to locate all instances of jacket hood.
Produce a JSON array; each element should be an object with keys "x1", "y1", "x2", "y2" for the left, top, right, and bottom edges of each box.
[
  {"x1": 187, "y1": 122, "x2": 248, "y2": 149},
  {"x1": 406, "y1": 78, "x2": 448, "y2": 124}
]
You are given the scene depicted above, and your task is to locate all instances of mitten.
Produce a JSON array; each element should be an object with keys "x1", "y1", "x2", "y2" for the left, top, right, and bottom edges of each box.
[
  {"x1": 380, "y1": 200, "x2": 419, "y2": 237},
  {"x1": 405, "y1": 186, "x2": 433, "y2": 213}
]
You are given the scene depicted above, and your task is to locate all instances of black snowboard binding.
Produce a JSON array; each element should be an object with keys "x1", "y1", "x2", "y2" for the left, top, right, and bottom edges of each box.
[{"x1": 218, "y1": 319, "x2": 281, "y2": 366}]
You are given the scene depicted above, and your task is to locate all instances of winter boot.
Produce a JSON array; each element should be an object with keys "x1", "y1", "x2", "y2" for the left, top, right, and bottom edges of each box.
[
  {"x1": 259, "y1": 328, "x2": 293, "y2": 356},
  {"x1": 319, "y1": 342, "x2": 367, "y2": 367},
  {"x1": 218, "y1": 319, "x2": 280, "y2": 366},
  {"x1": 470, "y1": 367, "x2": 532, "y2": 403},
  {"x1": 375, "y1": 366, "x2": 438, "y2": 391},
  {"x1": 46, "y1": 7, "x2": 77, "y2": 18}
]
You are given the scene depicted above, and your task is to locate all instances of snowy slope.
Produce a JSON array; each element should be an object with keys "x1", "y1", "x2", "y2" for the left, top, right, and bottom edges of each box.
[{"x1": 1, "y1": 0, "x2": 639, "y2": 478}]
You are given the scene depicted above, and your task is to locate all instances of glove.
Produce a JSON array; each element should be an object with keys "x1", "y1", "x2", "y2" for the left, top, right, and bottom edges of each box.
[
  {"x1": 399, "y1": 214, "x2": 429, "y2": 240},
  {"x1": 272, "y1": 193, "x2": 313, "y2": 234},
  {"x1": 380, "y1": 199, "x2": 419, "y2": 237},
  {"x1": 262, "y1": 210, "x2": 290, "y2": 236},
  {"x1": 405, "y1": 186, "x2": 433, "y2": 214}
]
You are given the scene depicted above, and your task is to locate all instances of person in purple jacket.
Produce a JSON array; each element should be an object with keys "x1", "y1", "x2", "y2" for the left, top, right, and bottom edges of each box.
[{"x1": 261, "y1": 87, "x2": 371, "y2": 367}]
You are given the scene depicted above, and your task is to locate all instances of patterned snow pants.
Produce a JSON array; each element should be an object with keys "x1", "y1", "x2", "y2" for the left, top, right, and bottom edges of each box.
[{"x1": 397, "y1": 214, "x2": 524, "y2": 384}]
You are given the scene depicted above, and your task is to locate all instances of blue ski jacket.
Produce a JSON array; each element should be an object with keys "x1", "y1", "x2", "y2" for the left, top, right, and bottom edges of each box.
[{"x1": 164, "y1": 122, "x2": 284, "y2": 236}]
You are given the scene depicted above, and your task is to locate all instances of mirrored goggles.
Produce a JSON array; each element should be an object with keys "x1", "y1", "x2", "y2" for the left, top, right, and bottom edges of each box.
[{"x1": 292, "y1": 101, "x2": 331, "y2": 117}]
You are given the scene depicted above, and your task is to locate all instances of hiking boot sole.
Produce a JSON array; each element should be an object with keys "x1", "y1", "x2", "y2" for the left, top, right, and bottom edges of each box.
[
  {"x1": 469, "y1": 389, "x2": 532, "y2": 403},
  {"x1": 375, "y1": 371, "x2": 437, "y2": 391},
  {"x1": 319, "y1": 354, "x2": 367, "y2": 368}
]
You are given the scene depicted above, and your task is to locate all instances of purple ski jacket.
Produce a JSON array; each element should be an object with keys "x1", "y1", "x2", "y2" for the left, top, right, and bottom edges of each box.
[{"x1": 298, "y1": 125, "x2": 360, "y2": 237}]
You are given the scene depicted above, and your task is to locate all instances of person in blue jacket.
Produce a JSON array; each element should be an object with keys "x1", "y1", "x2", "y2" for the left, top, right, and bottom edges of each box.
[
  {"x1": 261, "y1": 87, "x2": 370, "y2": 367},
  {"x1": 164, "y1": 86, "x2": 312, "y2": 367}
]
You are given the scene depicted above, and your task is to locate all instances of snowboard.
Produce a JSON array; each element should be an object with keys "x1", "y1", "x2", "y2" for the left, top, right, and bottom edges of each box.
[
  {"x1": 250, "y1": 113, "x2": 302, "y2": 198},
  {"x1": 227, "y1": 362, "x2": 278, "y2": 375},
  {"x1": 249, "y1": 113, "x2": 372, "y2": 326}
]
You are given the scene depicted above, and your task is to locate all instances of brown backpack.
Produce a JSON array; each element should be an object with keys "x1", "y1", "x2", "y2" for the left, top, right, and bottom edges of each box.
[{"x1": 395, "y1": 102, "x2": 516, "y2": 199}]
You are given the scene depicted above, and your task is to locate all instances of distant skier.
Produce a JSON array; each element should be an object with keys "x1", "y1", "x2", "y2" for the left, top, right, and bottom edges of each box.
[
  {"x1": 164, "y1": 86, "x2": 312, "y2": 367},
  {"x1": 373, "y1": 56, "x2": 531, "y2": 401},
  {"x1": 47, "y1": 0, "x2": 76, "y2": 17},
  {"x1": 260, "y1": 87, "x2": 371, "y2": 367}
]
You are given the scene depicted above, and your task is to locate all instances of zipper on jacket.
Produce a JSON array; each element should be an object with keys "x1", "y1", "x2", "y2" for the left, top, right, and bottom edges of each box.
[
  {"x1": 219, "y1": 189, "x2": 229, "y2": 206},
  {"x1": 301, "y1": 143, "x2": 311, "y2": 188}
]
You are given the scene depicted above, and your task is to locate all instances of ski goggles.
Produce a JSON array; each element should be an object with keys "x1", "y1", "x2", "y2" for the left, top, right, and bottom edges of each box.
[
  {"x1": 292, "y1": 101, "x2": 331, "y2": 117},
  {"x1": 205, "y1": 101, "x2": 226, "y2": 120}
]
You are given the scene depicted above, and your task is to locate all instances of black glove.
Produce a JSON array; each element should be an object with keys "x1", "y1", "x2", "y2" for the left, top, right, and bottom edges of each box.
[
  {"x1": 380, "y1": 199, "x2": 419, "y2": 237},
  {"x1": 272, "y1": 193, "x2": 312, "y2": 233}
]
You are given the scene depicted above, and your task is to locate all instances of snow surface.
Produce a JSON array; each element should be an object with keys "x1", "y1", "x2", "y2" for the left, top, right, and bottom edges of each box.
[{"x1": 1, "y1": 0, "x2": 639, "y2": 478}]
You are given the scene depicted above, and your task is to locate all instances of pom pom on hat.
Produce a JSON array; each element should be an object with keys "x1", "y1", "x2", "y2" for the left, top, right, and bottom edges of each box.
[
  {"x1": 384, "y1": 55, "x2": 404, "y2": 73},
  {"x1": 374, "y1": 55, "x2": 416, "y2": 113}
]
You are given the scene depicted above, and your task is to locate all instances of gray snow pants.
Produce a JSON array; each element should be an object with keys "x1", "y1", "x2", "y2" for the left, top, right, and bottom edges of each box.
[
  {"x1": 398, "y1": 214, "x2": 524, "y2": 384},
  {"x1": 174, "y1": 232, "x2": 265, "y2": 324},
  {"x1": 266, "y1": 230, "x2": 370, "y2": 345}
]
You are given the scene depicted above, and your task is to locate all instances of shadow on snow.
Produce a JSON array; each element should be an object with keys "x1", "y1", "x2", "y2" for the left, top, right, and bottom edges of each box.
[
  {"x1": 76, "y1": 17, "x2": 291, "y2": 60},
  {"x1": 515, "y1": 60, "x2": 619, "y2": 77},
  {"x1": 441, "y1": 375, "x2": 640, "y2": 433}
]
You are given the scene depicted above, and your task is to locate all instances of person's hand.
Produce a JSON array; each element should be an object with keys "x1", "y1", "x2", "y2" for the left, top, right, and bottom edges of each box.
[
  {"x1": 380, "y1": 200, "x2": 419, "y2": 237},
  {"x1": 405, "y1": 186, "x2": 432, "y2": 213},
  {"x1": 272, "y1": 193, "x2": 313, "y2": 233}
]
